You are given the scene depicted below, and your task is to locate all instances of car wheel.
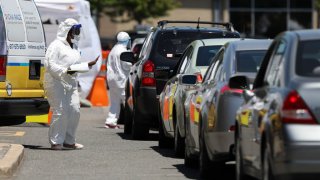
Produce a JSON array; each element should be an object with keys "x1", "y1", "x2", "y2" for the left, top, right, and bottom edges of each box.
[
  {"x1": 123, "y1": 101, "x2": 132, "y2": 134},
  {"x1": 131, "y1": 106, "x2": 149, "y2": 140},
  {"x1": 184, "y1": 120, "x2": 198, "y2": 168},
  {"x1": 174, "y1": 123, "x2": 185, "y2": 157},
  {"x1": 262, "y1": 143, "x2": 274, "y2": 180},
  {"x1": 158, "y1": 106, "x2": 173, "y2": 148},
  {"x1": 236, "y1": 133, "x2": 247, "y2": 180},
  {"x1": 0, "y1": 116, "x2": 25, "y2": 126},
  {"x1": 184, "y1": 147, "x2": 198, "y2": 168},
  {"x1": 117, "y1": 104, "x2": 125, "y2": 124},
  {"x1": 199, "y1": 131, "x2": 223, "y2": 179}
]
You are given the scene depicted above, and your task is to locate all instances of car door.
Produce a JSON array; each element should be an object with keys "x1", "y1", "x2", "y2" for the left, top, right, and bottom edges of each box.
[
  {"x1": 251, "y1": 39, "x2": 287, "y2": 169},
  {"x1": 190, "y1": 56, "x2": 220, "y2": 150},
  {"x1": 127, "y1": 31, "x2": 153, "y2": 110},
  {"x1": 167, "y1": 47, "x2": 193, "y2": 133}
]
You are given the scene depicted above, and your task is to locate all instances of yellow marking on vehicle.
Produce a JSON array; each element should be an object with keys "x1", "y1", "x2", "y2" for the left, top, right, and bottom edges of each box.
[
  {"x1": 168, "y1": 85, "x2": 177, "y2": 120},
  {"x1": 240, "y1": 110, "x2": 250, "y2": 126},
  {"x1": 208, "y1": 105, "x2": 216, "y2": 129},
  {"x1": 194, "y1": 96, "x2": 202, "y2": 124},
  {"x1": 0, "y1": 131, "x2": 25, "y2": 137}
]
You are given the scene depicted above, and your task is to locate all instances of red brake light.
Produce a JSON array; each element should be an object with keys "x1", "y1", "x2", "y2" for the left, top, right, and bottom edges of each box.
[
  {"x1": 142, "y1": 60, "x2": 156, "y2": 86},
  {"x1": 282, "y1": 91, "x2": 316, "y2": 124},
  {"x1": 0, "y1": 56, "x2": 7, "y2": 81},
  {"x1": 194, "y1": 72, "x2": 203, "y2": 83},
  {"x1": 143, "y1": 60, "x2": 154, "y2": 72},
  {"x1": 220, "y1": 85, "x2": 243, "y2": 94}
]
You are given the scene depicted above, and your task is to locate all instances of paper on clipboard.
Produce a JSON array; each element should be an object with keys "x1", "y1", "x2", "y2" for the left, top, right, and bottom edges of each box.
[{"x1": 68, "y1": 63, "x2": 90, "y2": 73}]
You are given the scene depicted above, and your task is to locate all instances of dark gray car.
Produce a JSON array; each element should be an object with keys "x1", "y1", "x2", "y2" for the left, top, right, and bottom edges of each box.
[
  {"x1": 184, "y1": 39, "x2": 271, "y2": 178},
  {"x1": 234, "y1": 29, "x2": 320, "y2": 180}
]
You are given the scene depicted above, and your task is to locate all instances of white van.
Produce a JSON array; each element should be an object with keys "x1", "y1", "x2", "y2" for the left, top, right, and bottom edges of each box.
[{"x1": 0, "y1": 0, "x2": 49, "y2": 126}]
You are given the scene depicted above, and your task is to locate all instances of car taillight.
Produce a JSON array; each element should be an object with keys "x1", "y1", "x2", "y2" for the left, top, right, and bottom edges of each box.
[
  {"x1": 195, "y1": 72, "x2": 202, "y2": 83},
  {"x1": 282, "y1": 91, "x2": 317, "y2": 124},
  {"x1": 0, "y1": 56, "x2": 7, "y2": 81},
  {"x1": 220, "y1": 85, "x2": 243, "y2": 94},
  {"x1": 142, "y1": 60, "x2": 156, "y2": 86}
]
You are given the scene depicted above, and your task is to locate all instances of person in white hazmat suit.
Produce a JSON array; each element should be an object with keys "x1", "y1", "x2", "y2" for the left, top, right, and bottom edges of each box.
[
  {"x1": 105, "y1": 32, "x2": 132, "y2": 129},
  {"x1": 44, "y1": 18, "x2": 99, "y2": 150}
]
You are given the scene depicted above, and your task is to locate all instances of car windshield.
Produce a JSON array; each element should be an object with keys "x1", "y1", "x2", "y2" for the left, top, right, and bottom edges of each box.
[
  {"x1": 236, "y1": 50, "x2": 267, "y2": 73},
  {"x1": 196, "y1": 45, "x2": 221, "y2": 66},
  {"x1": 296, "y1": 40, "x2": 320, "y2": 77},
  {"x1": 156, "y1": 31, "x2": 237, "y2": 60}
]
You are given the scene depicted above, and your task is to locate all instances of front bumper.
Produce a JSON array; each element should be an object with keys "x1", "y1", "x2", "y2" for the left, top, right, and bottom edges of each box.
[{"x1": 0, "y1": 98, "x2": 49, "y2": 116}]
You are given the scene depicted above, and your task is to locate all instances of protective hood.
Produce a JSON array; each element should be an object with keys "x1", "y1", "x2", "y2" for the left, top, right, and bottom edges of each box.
[{"x1": 57, "y1": 18, "x2": 79, "y2": 41}]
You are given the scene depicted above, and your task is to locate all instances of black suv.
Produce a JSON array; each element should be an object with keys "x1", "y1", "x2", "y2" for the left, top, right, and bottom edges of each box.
[{"x1": 121, "y1": 20, "x2": 240, "y2": 139}]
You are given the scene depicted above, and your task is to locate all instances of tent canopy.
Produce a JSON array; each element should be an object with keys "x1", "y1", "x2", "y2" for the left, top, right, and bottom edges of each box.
[{"x1": 35, "y1": 0, "x2": 102, "y2": 99}]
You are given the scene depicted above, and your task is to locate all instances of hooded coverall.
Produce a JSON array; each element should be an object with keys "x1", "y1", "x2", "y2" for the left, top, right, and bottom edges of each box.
[
  {"x1": 44, "y1": 18, "x2": 82, "y2": 145},
  {"x1": 105, "y1": 32, "x2": 131, "y2": 126}
]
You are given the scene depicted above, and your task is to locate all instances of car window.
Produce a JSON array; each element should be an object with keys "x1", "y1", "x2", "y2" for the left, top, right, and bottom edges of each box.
[
  {"x1": 264, "y1": 39, "x2": 286, "y2": 87},
  {"x1": 203, "y1": 58, "x2": 217, "y2": 82},
  {"x1": 209, "y1": 50, "x2": 224, "y2": 80},
  {"x1": 196, "y1": 45, "x2": 221, "y2": 66},
  {"x1": 296, "y1": 40, "x2": 320, "y2": 77},
  {"x1": 0, "y1": 8, "x2": 7, "y2": 55},
  {"x1": 253, "y1": 41, "x2": 277, "y2": 89},
  {"x1": 139, "y1": 31, "x2": 153, "y2": 59},
  {"x1": 178, "y1": 47, "x2": 193, "y2": 74},
  {"x1": 236, "y1": 50, "x2": 267, "y2": 73},
  {"x1": 155, "y1": 31, "x2": 236, "y2": 60}
]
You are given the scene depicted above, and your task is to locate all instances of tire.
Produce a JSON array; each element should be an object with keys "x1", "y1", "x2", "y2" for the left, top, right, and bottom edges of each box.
[
  {"x1": 117, "y1": 104, "x2": 125, "y2": 124},
  {"x1": 184, "y1": 147, "x2": 198, "y2": 168},
  {"x1": 262, "y1": 143, "x2": 274, "y2": 180},
  {"x1": 199, "y1": 131, "x2": 223, "y2": 179},
  {"x1": 123, "y1": 101, "x2": 132, "y2": 134},
  {"x1": 158, "y1": 106, "x2": 174, "y2": 148},
  {"x1": 0, "y1": 116, "x2": 26, "y2": 126},
  {"x1": 236, "y1": 133, "x2": 247, "y2": 180},
  {"x1": 174, "y1": 122, "x2": 185, "y2": 157},
  {"x1": 184, "y1": 118, "x2": 198, "y2": 168},
  {"x1": 131, "y1": 106, "x2": 149, "y2": 140}
]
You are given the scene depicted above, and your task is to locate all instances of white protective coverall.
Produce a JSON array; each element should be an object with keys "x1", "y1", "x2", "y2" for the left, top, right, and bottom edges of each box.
[
  {"x1": 105, "y1": 32, "x2": 132, "y2": 126},
  {"x1": 44, "y1": 18, "x2": 82, "y2": 145}
]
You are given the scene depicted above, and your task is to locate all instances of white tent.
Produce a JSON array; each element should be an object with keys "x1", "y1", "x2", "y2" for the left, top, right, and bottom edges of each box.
[{"x1": 34, "y1": 0, "x2": 102, "y2": 99}]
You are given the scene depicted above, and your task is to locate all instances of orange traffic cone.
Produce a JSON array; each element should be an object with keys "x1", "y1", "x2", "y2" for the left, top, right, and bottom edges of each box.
[
  {"x1": 86, "y1": 50, "x2": 109, "y2": 106},
  {"x1": 48, "y1": 109, "x2": 52, "y2": 124}
]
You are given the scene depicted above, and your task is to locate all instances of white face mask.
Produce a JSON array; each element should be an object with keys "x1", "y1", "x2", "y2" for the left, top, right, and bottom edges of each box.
[{"x1": 71, "y1": 35, "x2": 80, "y2": 43}]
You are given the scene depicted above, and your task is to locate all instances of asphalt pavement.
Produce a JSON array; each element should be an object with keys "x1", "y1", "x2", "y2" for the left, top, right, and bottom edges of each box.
[{"x1": 0, "y1": 107, "x2": 234, "y2": 179}]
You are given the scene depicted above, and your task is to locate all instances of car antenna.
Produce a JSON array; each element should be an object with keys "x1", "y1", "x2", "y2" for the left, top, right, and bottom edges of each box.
[{"x1": 197, "y1": 17, "x2": 200, "y2": 29}]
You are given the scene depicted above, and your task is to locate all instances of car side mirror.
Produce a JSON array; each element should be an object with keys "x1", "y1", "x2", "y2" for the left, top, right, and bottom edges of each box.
[
  {"x1": 179, "y1": 74, "x2": 197, "y2": 85},
  {"x1": 120, "y1": 52, "x2": 136, "y2": 64},
  {"x1": 228, "y1": 75, "x2": 250, "y2": 90}
]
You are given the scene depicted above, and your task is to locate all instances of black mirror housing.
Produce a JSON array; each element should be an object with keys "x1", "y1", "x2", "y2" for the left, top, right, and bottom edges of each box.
[
  {"x1": 180, "y1": 74, "x2": 197, "y2": 85},
  {"x1": 120, "y1": 52, "x2": 135, "y2": 64},
  {"x1": 229, "y1": 75, "x2": 250, "y2": 90}
]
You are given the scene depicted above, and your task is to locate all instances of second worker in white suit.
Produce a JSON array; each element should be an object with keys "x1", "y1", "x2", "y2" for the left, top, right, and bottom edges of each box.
[{"x1": 105, "y1": 32, "x2": 131, "y2": 129}]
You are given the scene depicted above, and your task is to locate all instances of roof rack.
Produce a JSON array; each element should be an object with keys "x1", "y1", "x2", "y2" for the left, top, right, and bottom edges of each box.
[{"x1": 157, "y1": 20, "x2": 235, "y2": 32}]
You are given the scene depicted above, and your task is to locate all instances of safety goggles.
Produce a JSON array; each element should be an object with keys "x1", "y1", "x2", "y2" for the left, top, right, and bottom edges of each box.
[{"x1": 71, "y1": 24, "x2": 82, "y2": 35}]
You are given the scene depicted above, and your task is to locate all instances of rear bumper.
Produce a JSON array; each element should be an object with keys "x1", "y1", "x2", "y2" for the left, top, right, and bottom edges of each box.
[
  {"x1": 135, "y1": 87, "x2": 158, "y2": 127},
  {"x1": 0, "y1": 98, "x2": 49, "y2": 116},
  {"x1": 272, "y1": 125, "x2": 320, "y2": 177}
]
